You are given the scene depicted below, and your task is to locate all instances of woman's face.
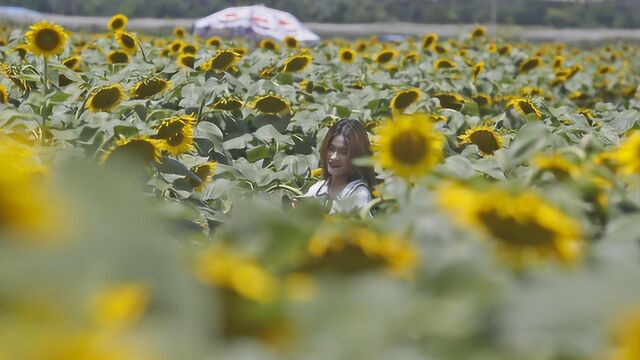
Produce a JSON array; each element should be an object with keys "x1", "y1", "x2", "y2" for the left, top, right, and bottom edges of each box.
[{"x1": 326, "y1": 135, "x2": 350, "y2": 178}]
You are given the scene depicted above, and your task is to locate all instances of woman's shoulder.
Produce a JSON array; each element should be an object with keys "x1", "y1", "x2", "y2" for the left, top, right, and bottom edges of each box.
[
  {"x1": 302, "y1": 179, "x2": 328, "y2": 197},
  {"x1": 340, "y1": 179, "x2": 370, "y2": 199}
]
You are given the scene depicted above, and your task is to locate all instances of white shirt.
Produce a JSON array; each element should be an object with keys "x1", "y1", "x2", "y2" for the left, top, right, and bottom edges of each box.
[{"x1": 300, "y1": 178, "x2": 372, "y2": 216}]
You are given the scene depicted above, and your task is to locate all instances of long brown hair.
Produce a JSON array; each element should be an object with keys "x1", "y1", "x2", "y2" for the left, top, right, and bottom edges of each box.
[{"x1": 319, "y1": 118, "x2": 375, "y2": 189}]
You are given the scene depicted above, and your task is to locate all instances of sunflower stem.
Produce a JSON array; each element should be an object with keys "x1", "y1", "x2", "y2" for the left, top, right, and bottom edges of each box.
[
  {"x1": 41, "y1": 56, "x2": 49, "y2": 144},
  {"x1": 42, "y1": 56, "x2": 49, "y2": 94}
]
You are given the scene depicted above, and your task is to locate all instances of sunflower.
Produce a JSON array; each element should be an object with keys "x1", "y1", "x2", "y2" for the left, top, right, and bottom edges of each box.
[
  {"x1": 100, "y1": 137, "x2": 162, "y2": 167},
  {"x1": 209, "y1": 96, "x2": 243, "y2": 111},
  {"x1": 153, "y1": 115, "x2": 195, "y2": 156},
  {"x1": 108, "y1": 14, "x2": 128, "y2": 32},
  {"x1": 177, "y1": 54, "x2": 195, "y2": 69},
  {"x1": 519, "y1": 57, "x2": 542, "y2": 72},
  {"x1": 114, "y1": 31, "x2": 137, "y2": 55},
  {"x1": 173, "y1": 27, "x2": 187, "y2": 38},
  {"x1": 532, "y1": 153, "x2": 579, "y2": 180},
  {"x1": 284, "y1": 35, "x2": 298, "y2": 48},
  {"x1": 434, "y1": 44, "x2": 448, "y2": 54},
  {"x1": 203, "y1": 49, "x2": 239, "y2": 72},
  {"x1": 498, "y1": 44, "x2": 512, "y2": 55},
  {"x1": 437, "y1": 183, "x2": 583, "y2": 266},
  {"x1": 471, "y1": 61, "x2": 484, "y2": 82},
  {"x1": 507, "y1": 98, "x2": 542, "y2": 119},
  {"x1": 374, "y1": 49, "x2": 397, "y2": 64},
  {"x1": 433, "y1": 92, "x2": 468, "y2": 111},
  {"x1": 390, "y1": 88, "x2": 421, "y2": 113},
  {"x1": 87, "y1": 83, "x2": 126, "y2": 113},
  {"x1": 13, "y1": 44, "x2": 28, "y2": 59},
  {"x1": 0, "y1": 84, "x2": 8, "y2": 104},
  {"x1": 282, "y1": 54, "x2": 312, "y2": 73},
  {"x1": 403, "y1": 51, "x2": 419, "y2": 64},
  {"x1": 62, "y1": 55, "x2": 81, "y2": 70},
  {"x1": 206, "y1": 36, "x2": 222, "y2": 48},
  {"x1": 373, "y1": 113, "x2": 445, "y2": 179},
  {"x1": 608, "y1": 309, "x2": 640, "y2": 360},
  {"x1": 189, "y1": 161, "x2": 218, "y2": 191},
  {"x1": 458, "y1": 124, "x2": 503, "y2": 155},
  {"x1": 25, "y1": 21, "x2": 68, "y2": 58},
  {"x1": 169, "y1": 40, "x2": 184, "y2": 54},
  {"x1": 253, "y1": 94, "x2": 290, "y2": 114},
  {"x1": 470, "y1": 26, "x2": 486, "y2": 38},
  {"x1": 130, "y1": 77, "x2": 171, "y2": 99},
  {"x1": 486, "y1": 42, "x2": 497, "y2": 53},
  {"x1": 434, "y1": 58, "x2": 457, "y2": 71},
  {"x1": 612, "y1": 132, "x2": 640, "y2": 175},
  {"x1": 520, "y1": 86, "x2": 545, "y2": 97},
  {"x1": 338, "y1": 48, "x2": 356, "y2": 64},
  {"x1": 259, "y1": 38, "x2": 279, "y2": 51},
  {"x1": 107, "y1": 51, "x2": 129, "y2": 64},
  {"x1": 422, "y1": 33, "x2": 438, "y2": 50},
  {"x1": 181, "y1": 43, "x2": 198, "y2": 54},
  {"x1": 553, "y1": 55, "x2": 564, "y2": 69},
  {"x1": 472, "y1": 93, "x2": 492, "y2": 108}
]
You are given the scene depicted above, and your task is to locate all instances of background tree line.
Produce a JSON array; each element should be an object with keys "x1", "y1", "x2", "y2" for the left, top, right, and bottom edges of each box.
[{"x1": 4, "y1": 0, "x2": 640, "y2": 28}]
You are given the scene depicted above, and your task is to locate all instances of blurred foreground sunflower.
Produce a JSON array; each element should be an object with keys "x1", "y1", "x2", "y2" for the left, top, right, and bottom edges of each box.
[{"x1": 437, "y1": 183, "x2": 583, "y2": 267}]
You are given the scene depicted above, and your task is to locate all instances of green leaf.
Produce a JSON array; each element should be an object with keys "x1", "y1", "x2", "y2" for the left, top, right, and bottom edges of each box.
[
  {"x1": 194, "y1": 121, "x2": 223, "y2": 143},
  {"x1": 246, "y1": 144, "x2": 272, "y2": 162},
  {"x1": 505, "y1": 122, "x2": 549, "y2": 170},
  {"x1": 253, "y1": 124, "x2": 294, "y2": 145}
]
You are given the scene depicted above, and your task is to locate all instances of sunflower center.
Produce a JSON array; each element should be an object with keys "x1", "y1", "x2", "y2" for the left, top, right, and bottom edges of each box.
[
  {"x1": 209, "y1": 52, "x2": 236, "y2": 70},
  {"x1": 0, "y1": 91, "x2": 6, "y2": 104},
  {"x1": 521, "y1": 59, "x2": 539, "y2": 71},
  {"x1": 107, "y1": 140, "x2": 157, "y2": 166},
  {"x1": 109, "y1": 52, "x2": 129, "y2": 64},
  {"x1": 256, "y1": 97, "x2": 287, "y2": 113},
  {"x1": 393, "y1": 91, "x2": 419, "y2": 109},
  {"x1": 35, "y1": 29, "x2": 61, "y2": 51},
  {"x1": 390, "y1": 130, "x2": 428, "y2": 165},
  {"x1": 91, "y1": 87, "x2": 122, "y2": 110},
  {"x1": 180, "y1": 55, "x2": 195, "y2": 68},
  {"x1": 436, "y1": 94, "x2": 463, "y2": 110},
  {"x1": 167, "y1": 133, "x2": 185, "y2": 147},
  {"x1": 135, "y1": 79, "x2": 167, "y2": 98},
  {"x1": 519, "y1": 101, "x2": 537, "y2": 115},
  {"x1": 284, "y1": 57, "x2": 309, "y2": 72},
  {"x1": 263, "y1": 41, "x2": 276, "y2": 50},
  {"x1": 111, "y1": 19, "x2": 124, "y2": 30},
  {"x1": 469, "y1": 130, "x2": 500, "y2": 154},
  {"x1": 376, "y1": 52, "x2": 393, "y2": 64},
  {"x1": 478, "y1": 209, "x2": 555, "y2": 247},
  {"x1": 121, "y1": 34, "x2": 135, "y2": 49},
  {"x1": 342, "y1": 52, "x2": 353, "y2": 61},
  {"x1": 156, "y1": 121, "x2": 185, "y2": 140}
]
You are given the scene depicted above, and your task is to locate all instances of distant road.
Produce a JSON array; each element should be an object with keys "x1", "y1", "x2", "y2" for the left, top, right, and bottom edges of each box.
[{"x1": 3, "y1": 11, "x2": 640, "y2": 42}]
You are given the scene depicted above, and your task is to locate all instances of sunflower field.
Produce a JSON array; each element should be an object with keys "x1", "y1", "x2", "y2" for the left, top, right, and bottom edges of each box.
[{"x1": 2, "y1": 16, "x2": 640, "y2": 360}]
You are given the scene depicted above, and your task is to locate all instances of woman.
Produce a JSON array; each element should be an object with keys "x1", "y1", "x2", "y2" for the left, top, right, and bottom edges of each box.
[{"x1": 297, "y1": 119, "x2": 376, "y2": 216}]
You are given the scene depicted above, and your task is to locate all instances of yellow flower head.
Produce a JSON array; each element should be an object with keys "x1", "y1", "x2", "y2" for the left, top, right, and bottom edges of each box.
[
  {"x1": 181, "y1": 43, "x2": 198, "y2": 54},
  {"x1": 209, "y1": 96, "x2": 243, "y2": 111},
  {"x1": 173, "y1": 26, "x2": 187, "y2": 38},
  {"x1": 13, "y1": 44, "x2": 28, "y2": 59},
  {"x1": 433, "y1": 92, "x2": 469, "y2": 111},
  {"x1": 390, "y1": 88, "x2": 421, "y2": 113},
  {"x1": 284, "y1": 35, "x2": 298, "y2": 48},
  {"x1": 437, "y1": 183, "x2": 584, "y2": 267},
  {"x1": 62, "y1": 55, "x2": 81, "y2": 70},
  {"x1": 206, "y1": 36, "x2": 222, "y2": 48},
  {"x1": 90, "y1": 283, "x2": 148, "y2": 330},
  {"x1": 0, "y1": 84, "x2": 8, "y2": 104},
  {"x1": 373, "y1": 113, "x2": 445, "y2": 179},
  {"x1": 374, "y1": 49, "x2": 398, "y2": 64},
  {"x1": 404, "y1": 50, "x2": 420, "y2": 64},
  {"x1": 259, "y1": 38, "x2": 279, "y2": 51},
  {"x1": 607, "y1": 308, "x2": 640, "y2": 360},
  {"x1": 25, "y1": 21, "x2": 68, "y2": 58},
  {"x1": 470, "y1": 26, "x2": 486, "y2": 38},
  {"x1": 252, "y1": 94, "x2": 290, "y2": 114},
  {"x1": 422, "y1": 33, "x2": 438, "y2": 50},
  {"x1": 519, "y1": 57, "x2": 542, "y2": 72},
  {"x1": 472, "y1": 93, "x2": 493, "y2": 108},
  {"x1": 153, "y1": 115, "x2": 196, "y2": 156},
  {"x1": 434, "y1": 58, "x2": 457, "y2": 71},
  {"x1": 533, "y1": 153, "x2": 580, "y2": 180},
  {"x1": 507, "y1": 97, "x2": 542, "y2": 119},
  {"x1": 203, "y1": 49, "x2": 240, "y2": 72},
  {"x1": 177, "y1": 53, "x2": 195, "y2": 69},
  {"x1": 108, "y1": 14, "x2": 128, "y2": 32},
  {"x1": 87, "y1": 83, "x2": 125, "y2": 113},
  {"x1": 107, "y1": 50, "x2": 129, "y2": 64},
  {"x1": 130, "y1": 77, "x2": 171, "y2": 99},
  {"x1": 114, "y1": 31, "x2": 137, "y2": 55},
  {"x1": 190, "y1": 161, "x2": 218, "y2": 191},
  {"x1": 282, "y1": 54, "x2": 312, "y2": 73},
  {"x1": 458, "y1": 124, "x2": 503, "y2": 155},
  {"x1": 338, "y1": 48, "x2": 356, "y2": 64},
  {"x1": 100, "y1": 137, "x2": 162, "y2": 166},
  {"x1": 612, "y1": 132, "x2": 640, "y2": 175},
  {"x1": 472, "y1": 61, "x2": 484, "y2": 82}
]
